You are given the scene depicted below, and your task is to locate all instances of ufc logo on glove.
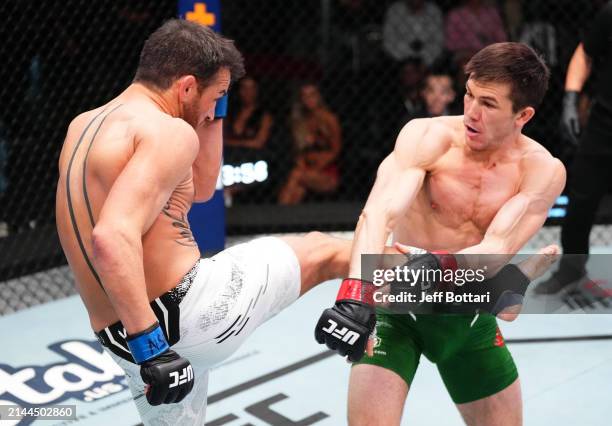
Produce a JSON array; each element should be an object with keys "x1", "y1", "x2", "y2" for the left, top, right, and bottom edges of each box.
[
  {"x1": 169, "y1": 365, "x2": 194, "y2": 388},
  {"x1": 322, "y1": 319, "x2": 360, "y2": 345}
]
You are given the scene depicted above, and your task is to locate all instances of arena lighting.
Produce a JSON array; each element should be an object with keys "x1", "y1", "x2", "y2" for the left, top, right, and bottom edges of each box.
[
  {"x1": 548, "y1": 195, "x2": 568, "y2": 218},
  {"x1": 222, "y1": 160, "x2": 269, "y2": 186}
]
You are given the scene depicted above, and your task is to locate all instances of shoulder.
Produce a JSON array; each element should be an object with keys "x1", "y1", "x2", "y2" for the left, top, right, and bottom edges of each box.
[
  {"x1": 137, "y1": 113, "x2": 198, "y2": 145},
  {"x1": 519, "y1": 137, "x2": 564, "y2": 171},
  {"x1": 135, "y1": 113, "x2": 198, "y2": 152},
  {"x1": 394, "y1": 117, "x2": 455, "y2": 166},
  {"x1": 397, "y1": 116, "x2": 457, "y2": 143},
  {"x1": 519, "y1": 137, "x2": 566, "y2": 191},
  {"x1": 320, "y1": 109, "x2": 340, "y2": 125},
  {"x1": 67, "y1": 107, "x2": 107, "y2": 135}
]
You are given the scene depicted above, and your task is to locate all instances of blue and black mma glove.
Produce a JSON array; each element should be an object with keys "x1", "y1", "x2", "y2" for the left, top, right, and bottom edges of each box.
[
  {"x1": 315, "y1": 278, "x2": 376, "y2": 362},
  {"x1": 126, "y1": 321, "x2": 194, "y2": 406},
  {"x1": 214, "y1": 94, "x2": 228, "y2": 119}
]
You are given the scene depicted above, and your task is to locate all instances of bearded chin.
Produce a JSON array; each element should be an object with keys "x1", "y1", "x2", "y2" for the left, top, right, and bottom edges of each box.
[{"x1": 182, "y1": 100, "x2": 200, "y2": 128}]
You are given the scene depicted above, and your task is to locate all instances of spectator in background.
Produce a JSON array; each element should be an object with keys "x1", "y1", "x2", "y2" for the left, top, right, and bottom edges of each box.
[
  {"x1": 383, "y1": 0, "x2": 444, "y2": 67},
  {"x1": 445, "y1": 0, "x2": 507, "y2": 103},
  {"x1": 445, "y1": 0, "x2": 507, "y2": 57},
  {"x1": 278, "y1": 83, "x2": 341, "y2": 205},
  {"x1": 224, "y1": 76, "x2": 273, "y2": 151},
  {"x1": 519, "y1": 2, "x2": 558, "y2": 69},
  {"x1": 223, "y1": 76, "x2": 274, "y2": 203},
  {"x1": 384, "y1": 57, "x2": 427, "y2": 139},
  {"x1": 329, "y1": 0, "x2": 385, "y2": 73},
  {"x1": 421, "y1": 69, "x2": 458, "y2": 117},
  {"x1": 383, "y1": 66, "x2": 457, "y2": 144}
]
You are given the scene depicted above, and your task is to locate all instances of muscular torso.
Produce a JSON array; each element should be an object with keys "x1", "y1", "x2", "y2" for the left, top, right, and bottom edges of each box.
[
  {"x1": 56, "y1": 101, "x2": 200, "y2": 331},
  {"x1": 393, "y1": 116, "x2": 526, "y2": 252}
]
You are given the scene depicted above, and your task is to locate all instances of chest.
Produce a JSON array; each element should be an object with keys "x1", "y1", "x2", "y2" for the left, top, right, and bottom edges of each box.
[
  {"x1": 304, "y1": 117, "x2": 328, "y2": 137},
  {"x1": 424, "y1": 159, "x2": 520, "y2": 230}
]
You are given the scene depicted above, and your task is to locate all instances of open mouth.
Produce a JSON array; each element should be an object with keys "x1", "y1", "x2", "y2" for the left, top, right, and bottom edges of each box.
[{"x1": 465, "y1": 124, "x2": 480, "y2": 135}]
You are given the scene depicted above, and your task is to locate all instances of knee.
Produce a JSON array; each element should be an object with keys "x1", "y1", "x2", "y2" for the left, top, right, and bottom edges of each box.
[
  {"x1": 300, "y1": 231, "x2": 347, "y2": 283},
  {"x1": 301, "y1": 231, "x2": 334, "y2": 266},
  {"x1": 303, "y1": 230, "x2": 328, "y2": 244}
]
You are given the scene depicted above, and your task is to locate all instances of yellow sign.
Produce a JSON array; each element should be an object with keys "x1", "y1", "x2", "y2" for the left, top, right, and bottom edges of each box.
[{"x1": 186, "y1": 3, "x2": 216, "y2": 26}]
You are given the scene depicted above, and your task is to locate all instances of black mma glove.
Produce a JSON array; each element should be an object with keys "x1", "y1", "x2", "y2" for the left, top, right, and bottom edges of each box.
[
  {"x1": 561, "y1": 91, "x2": 580, "y2": 146},
  {"x1": 475, "y1": 263, "x2": 531, "y2": 316},
  {"x1": 314, "y1": 279, "x2": 376, "y2": 362},
  {"x1": 126, "y1": 322, "x2": 194, "y2": 406},
  {"x1": 388, "y1": 250, "x2": 459, "y2": 313}
]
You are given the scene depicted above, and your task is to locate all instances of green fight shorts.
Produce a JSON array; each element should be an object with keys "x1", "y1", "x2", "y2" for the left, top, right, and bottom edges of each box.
[{"x1": 354, "y1": 311, "x2": 518, "y2": 404}]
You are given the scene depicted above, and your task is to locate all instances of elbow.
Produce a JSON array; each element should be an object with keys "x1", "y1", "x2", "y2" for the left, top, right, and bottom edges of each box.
[
  {"x1": 193, "y1": 193, "x2": 214, "y2": 203},
  {"x1": 91, "y1": 224, "x2": 137, "y2": 264},
  {"x1": 489, "y1": 237, "x2": 516, "y2": 257},
  {"x1": 193, "y1": 182, "x2": 217, "y2": 203},
  {"x1": 192, "y1": 173, "x2": 219, "y2": 203},
  {"x1": 91, "y1": 225, "x2": 118, "y2": 265}
]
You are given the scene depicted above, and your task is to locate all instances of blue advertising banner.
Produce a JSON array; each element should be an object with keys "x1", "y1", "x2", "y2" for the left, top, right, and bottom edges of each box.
[{"x1": 179, "y1": 0, "x2": 225, "y2": 254}]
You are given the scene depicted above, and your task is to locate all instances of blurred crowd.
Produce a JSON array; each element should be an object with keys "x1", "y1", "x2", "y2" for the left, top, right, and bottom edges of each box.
[{"x1": 220, "y1": 0, "x2": 604, "y2": 205}]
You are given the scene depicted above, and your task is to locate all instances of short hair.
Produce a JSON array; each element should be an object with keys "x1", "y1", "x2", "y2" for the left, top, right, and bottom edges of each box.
[
  {"x1": 465, "y1": 42, "x2": 550, "y2": 112},
  {"x1": 134, "y1": 19, "x2": 245, "y2": 90}
]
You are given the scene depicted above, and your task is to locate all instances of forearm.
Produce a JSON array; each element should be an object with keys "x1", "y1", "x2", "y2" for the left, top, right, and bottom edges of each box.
[
  {"x1": 348, "y1": 208, "x2": 393, "y2": 278},
  {"x1": 193, "y1": 119, "x2": 223, "y2": 201},
  {"x1": 456, "y1": 239, "x2": 516, "y2": 277},
  {"x1": 453, "y1": 190, "x2": 554, "y2": 276},
  {"x1": 91, "y1": 227, "x2": 156, "y2": 333},
  {"x1": 565, "y1": 43, "x2": 592, "y2": 92},
  {"x1": 348, "y1": 163, "x2": 426, "y2": 278}
]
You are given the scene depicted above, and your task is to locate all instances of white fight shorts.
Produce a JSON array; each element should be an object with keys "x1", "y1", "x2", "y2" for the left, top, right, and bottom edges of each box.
[{"x1": 96, "y1": 237, "x2": 301, "y2": 425}]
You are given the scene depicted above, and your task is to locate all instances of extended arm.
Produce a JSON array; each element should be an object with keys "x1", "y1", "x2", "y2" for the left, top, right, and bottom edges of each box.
[
  {"x1": 315, "y1": 119, "x2": 450, "y2": 361},
  {"x1": 348, "y1": 120, "x2": 449, "y2": 277}
]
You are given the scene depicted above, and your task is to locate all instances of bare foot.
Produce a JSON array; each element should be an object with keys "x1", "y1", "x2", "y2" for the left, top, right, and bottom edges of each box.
[
  {"x1": 516, "y1": 244, "x2": 561, "y2": 281},
  {"x1": 497, "y1": 244, "x2": 560, "y2": 321}
]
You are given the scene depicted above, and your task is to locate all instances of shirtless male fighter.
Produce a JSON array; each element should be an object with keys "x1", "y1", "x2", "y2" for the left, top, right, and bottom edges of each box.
[
  {"x1": 314, "y1": 42, "x2": 566, "y2": 426},
  {"x1": 54, "y1": 19, "x2": 358, "y2": 425}
]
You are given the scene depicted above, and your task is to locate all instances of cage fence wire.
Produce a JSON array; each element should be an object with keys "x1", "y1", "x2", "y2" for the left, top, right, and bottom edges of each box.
[{"x1": 0, "y1": 0, "x2": 610, "y2": 313}]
